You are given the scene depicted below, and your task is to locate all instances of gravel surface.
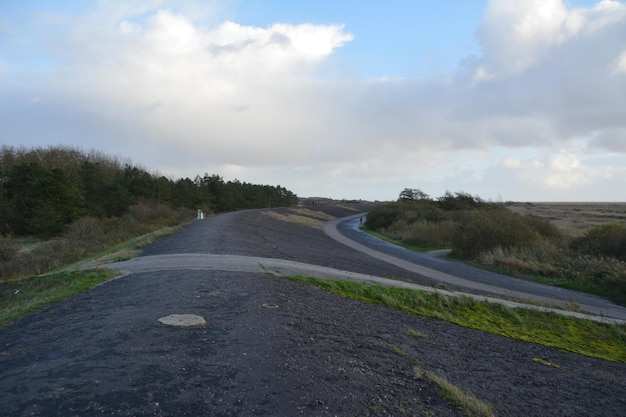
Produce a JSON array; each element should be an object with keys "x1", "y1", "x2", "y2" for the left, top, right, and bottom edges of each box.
[{"x1": 1, "y1": 204, "x2": 625, "y2": 416}]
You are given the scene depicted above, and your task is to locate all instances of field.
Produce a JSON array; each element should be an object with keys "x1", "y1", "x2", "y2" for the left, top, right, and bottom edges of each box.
[{"x1": 506, "y1": 202, "x2": 626, "y2": 237}]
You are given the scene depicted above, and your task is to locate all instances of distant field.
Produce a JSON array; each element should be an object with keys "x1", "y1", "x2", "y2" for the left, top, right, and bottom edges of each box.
[{"x1": 506, "y1": 202, "x2": 626, "y2": 237}]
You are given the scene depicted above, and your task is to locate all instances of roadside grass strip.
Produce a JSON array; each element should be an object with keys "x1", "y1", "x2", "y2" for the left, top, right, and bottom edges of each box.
[
  {"x1": 287, "y1": 276, "x2": 626, "y2": 363},
  {"x1": 361, "y1": 226, "x2": 440, "y2": 252},
  {"x1": 0, "y1": 269, "x2": 116, "y2": 327}
]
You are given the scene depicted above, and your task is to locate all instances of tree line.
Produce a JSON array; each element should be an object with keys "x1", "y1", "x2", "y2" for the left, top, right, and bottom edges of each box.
[{"x1": 0, "y1": 146, "x2": 298, "y2": 237}]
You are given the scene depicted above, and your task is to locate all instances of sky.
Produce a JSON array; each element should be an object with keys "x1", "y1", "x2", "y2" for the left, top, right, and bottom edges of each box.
[{"x1": 1, "y1": 0, "x2": 625, "y2": 202}]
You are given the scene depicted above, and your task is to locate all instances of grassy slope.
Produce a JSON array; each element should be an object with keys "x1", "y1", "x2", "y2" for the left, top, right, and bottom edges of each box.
[
  {"x1": 0, "y1": 226, "x2": 180, "y2": 327},
  {"x1": 288, "y1": 276, "x2": 626, "y2": 363}
]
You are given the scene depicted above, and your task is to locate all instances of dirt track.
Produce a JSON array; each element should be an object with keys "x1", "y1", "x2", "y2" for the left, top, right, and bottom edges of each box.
[{"x1": 1, "y1": 204, "x2": 625, "y2": 416}]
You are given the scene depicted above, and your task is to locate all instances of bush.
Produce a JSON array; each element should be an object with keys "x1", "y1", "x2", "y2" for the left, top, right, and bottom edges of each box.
[
  {"x1": 437, "y1": 191, "x2": 489, "y2": 211},
  {"x1": 365, "y1": 203, "x2": 404, "y2": 230},
  {"x1": 367, "y1": 190, "x2": 625, "y2": 304},
  {"x1": 451, "y1": 209, "x2": 562, "y2": 259},
  {"x1": 404, "y1": 220, "x2": 457, "y2": 248},
  {"x1": 479, "y1": 242, "x2": 626, "y2": 304},
  {"x1": 366, "y1": 199, "x2": 443, "y2": 230},
  {"x1": 127, "y1": 200, "x2": 194, "y2": 229},
  {"x1": 0, "y1": 236, "x2": 17, "y2": 262},
  {"x1": 0, "y1": 203, "x2": 196, "y2": 280},
  {"x1": 571, "y1": 224, "x2": 626, "y2": 261}
]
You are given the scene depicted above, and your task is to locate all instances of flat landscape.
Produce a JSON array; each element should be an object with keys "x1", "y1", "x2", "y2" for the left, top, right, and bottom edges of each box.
[
  {"x1": 1, "y1": 203, "x2": 625, "y2": 416},
  {"x1": 506, "y1": 202, "x2": 626, "y2": 236}
]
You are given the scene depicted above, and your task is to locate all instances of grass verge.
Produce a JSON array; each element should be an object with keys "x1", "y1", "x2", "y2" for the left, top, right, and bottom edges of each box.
[
  {"x1": 287, "y1": 276, "x2": 626, "y2": 363},
  {"x1": 0, "y1": 225, "x2": 181, "y2": 327},
  {"x1": 361, "y1": 227, "x2": 443, "y2": 252},
  {"x1": 0, "y1": 269, "x2": 117, "y2": 327},
  {"x1": 68, "y1": 225, "x2": 181, "y2": 267}
]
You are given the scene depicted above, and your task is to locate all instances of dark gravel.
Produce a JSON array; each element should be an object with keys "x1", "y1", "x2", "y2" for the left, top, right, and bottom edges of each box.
[{"x1": 1, "y1": 204, "x2": 625, "y2": 417}]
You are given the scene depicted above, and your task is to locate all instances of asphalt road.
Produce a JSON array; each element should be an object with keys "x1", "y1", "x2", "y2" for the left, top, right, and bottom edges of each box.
[
  {"x1": 327, "y1": 214, "x2": 626, "y2": 322},
  {"x1": 1, "y1": 205, "x2": 625, "y2": 417}
]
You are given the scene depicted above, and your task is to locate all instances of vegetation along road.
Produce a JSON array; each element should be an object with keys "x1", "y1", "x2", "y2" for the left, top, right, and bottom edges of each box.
[
  {"x1": 330, "y1": 215, "x2": 626, "y2": 322},
  {"x1": 1, "y1": 203, "x2": 625, "y2": 416}
]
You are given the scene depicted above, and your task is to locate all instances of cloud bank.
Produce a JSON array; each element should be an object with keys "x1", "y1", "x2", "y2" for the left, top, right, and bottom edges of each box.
[{"x1": 1, "y1": 0, "x2": 625, "y2": 201}]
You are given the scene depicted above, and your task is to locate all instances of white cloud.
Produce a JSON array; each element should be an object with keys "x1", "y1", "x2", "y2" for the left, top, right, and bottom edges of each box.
[
  {"x1": 611, "y1": 49, "x2": 626, "y2": 74},
  {"x1": 589, "y1": 128, "x2": 626, "y2": 152},
  {"x1": 1, "y1": 0, "x2": 625, "y2": 201},
  {"x1": 501, "y1": 156, "x2": 523, "y2": 169},
  {"x1": 476, "y1": 0, "x2": 626, "y2": 78},
  {"x1": 496, "y1": 150, "x2": 617, "y2": 194}
]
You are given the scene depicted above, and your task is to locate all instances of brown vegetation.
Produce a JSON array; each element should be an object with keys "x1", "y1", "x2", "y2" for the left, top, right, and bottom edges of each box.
[
  {"x1": 263, "y1": 208, "x2": 336, "y2": 229},
  {"x1": 0, "y1": 202, "x2": 195, "y2": 279},
  {"x1": 365, "y1": 191, "x2": 626, "y2": 305},
  {"x1": 506, "y1": 202, "x2": 626, "y2": 237}
]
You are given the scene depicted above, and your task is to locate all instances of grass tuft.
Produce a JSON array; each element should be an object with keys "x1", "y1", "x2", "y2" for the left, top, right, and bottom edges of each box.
[
  {"x1": 532, "y1": 358, "x2": 561, "y2": 369},
  {"x1": 387, "y1": 343, "x2": 408, "y2": 356},
  {"x1": 407, "y1": 328, "x2": 428, "y2": 339},
  {"x1": 423, "y1": 368, "x2": 495, "y2": 417}
]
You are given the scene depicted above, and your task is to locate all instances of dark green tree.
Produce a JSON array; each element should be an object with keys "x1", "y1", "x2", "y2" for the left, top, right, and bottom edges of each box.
[
  {"x1": 77, "y1": 161, "x2": 132, "y2": 217},
  {"x1": 5, "y1": 162, "x2": 84, "y2": 236},
  {"x1": 398, "y1": 188, "x2": 430, "y2": 201},
  {"x1": 121, "y1": 165, "x2": 154, "y2": 201},
  {"x1": 201, "y1": 174, "x2": 235, "y2": 212},
  {"x1": 172, "y1": 177, "x2": 203, "y2": 209}
]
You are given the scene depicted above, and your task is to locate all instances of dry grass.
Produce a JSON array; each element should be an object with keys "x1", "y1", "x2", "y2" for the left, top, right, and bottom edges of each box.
[
  {"x1": 506, "y1": 202, "x2": 626, "y2": 237},
  {"x1": 335, "y1": 204, "x2": 362, "y2": 213},
  {"x1": 263, "y1": 208, "x2": 336, "y2": 229},
  {"x1": 423, "y1": 369, "x2": 495, "y2": 417},
  {"x1": 1, "y1": 204, "x2": 194, "y2": 280}
]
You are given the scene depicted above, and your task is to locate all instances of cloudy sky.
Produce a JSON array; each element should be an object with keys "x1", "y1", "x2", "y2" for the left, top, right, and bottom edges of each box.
[{"x1": 1, "y1": 0, "x2": 625, "y2": 202}]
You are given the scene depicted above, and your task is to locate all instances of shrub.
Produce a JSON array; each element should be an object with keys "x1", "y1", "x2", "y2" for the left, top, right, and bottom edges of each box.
[
  {"x1": 478, "y1": 241, "x2": 626, "y2": 304},
  {"x1": 365, "y1": 203, "x2": 404, "y2": 230},
  {"x1": 571, "y1": 224, "x2": 626, "y2": 261},
  {"x1": 404, "y1": 220, "x2": 457, "y2": 247},
  {"x1": 437, "y1": 191, "x2": 489, "y2": 211},
  {"x1": 128, "y1": 200, "x2": 189, "y2": 228},
  {"x1": 366, "y1": 199, "x2": 443, "y2": 231},
  {"x1": 0, "y1": 236, "x2": 17, "y2": 262},
  {"x1": 451, "y1": 209, "x2": 562, "y2": 259}
]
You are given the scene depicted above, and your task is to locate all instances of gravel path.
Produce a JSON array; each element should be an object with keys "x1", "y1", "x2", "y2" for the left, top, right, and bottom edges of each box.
[{"x1": 1, "y1": 204, "x2": 625, "y2": 416}]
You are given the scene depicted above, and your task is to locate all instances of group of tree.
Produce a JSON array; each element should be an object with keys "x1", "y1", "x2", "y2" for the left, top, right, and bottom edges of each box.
[
  {"x1": 367, "y1": 188, "x2": 535, "y2": 258},
  {"x1": 0, "y1": 145, "x2": 298, "y2": 237}
]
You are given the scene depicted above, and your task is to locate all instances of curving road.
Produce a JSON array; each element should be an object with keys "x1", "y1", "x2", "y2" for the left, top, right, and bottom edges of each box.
[
  {"x1": 1, "y1": 205, "x2": 625, "y2": 417},
  {"x1": 325, "y1": 213, "x2": 626, "y2": 322},
  {"x1": 111, "y1": 209, "x2": 626, "y2": 322}
]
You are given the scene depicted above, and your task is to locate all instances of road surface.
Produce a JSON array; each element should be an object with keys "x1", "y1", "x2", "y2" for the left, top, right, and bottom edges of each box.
[{"x1": 1, "y1": 205, "x2": 624, "y2": 417}]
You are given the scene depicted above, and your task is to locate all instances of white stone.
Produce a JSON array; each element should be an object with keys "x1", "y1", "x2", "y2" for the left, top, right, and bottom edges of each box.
[{"x1": 158, "y1": 314, "x2": 206, "y2": 327}]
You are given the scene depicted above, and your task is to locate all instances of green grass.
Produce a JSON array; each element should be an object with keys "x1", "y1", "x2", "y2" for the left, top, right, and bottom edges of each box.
[
  {"x1": 67, "y1": 225, "x2": 181, "y2": 268},
  {"x1": 532, "y1": 357, "x2": 561, "y2": 369},
  {"x1": 361, "y1": 226, "x2": 443, "y2": 252},
  {"x1": 407, "y1": 328, "x2": 428, "y2": 339},
  {"x1": 0, "y1": 225, "x2": 181, "y2": 327},
  {"x1": 0, "y1": 269, "x2": 117, "y2": 327},
  {"x1": 287, "y1": 276, "x2": 626, "y2": 363},
  {"x1": 528, "y1": 275, "x2": 626, "y2": 306}
]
